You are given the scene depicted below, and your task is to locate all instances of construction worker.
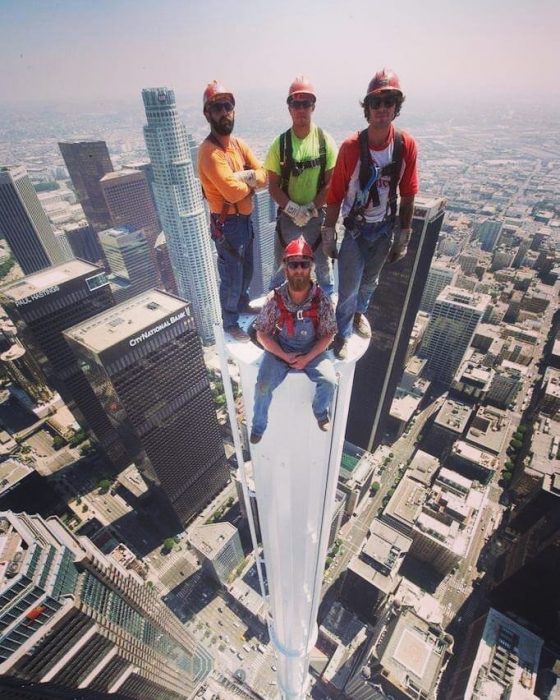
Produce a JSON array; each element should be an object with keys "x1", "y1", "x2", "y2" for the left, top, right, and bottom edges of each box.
[
  {"x1": 322, "y1": 68, "x2": 419, "y2": 359},
  {"x1": 198, "y1": 80, "x2": 267, "y2": 342},
  {"x1": 250, "y1": 236, "x2": 337, "y2": 444},
  {"x1": 265, "y1": 77, "x2": 338, "y2": 296}
]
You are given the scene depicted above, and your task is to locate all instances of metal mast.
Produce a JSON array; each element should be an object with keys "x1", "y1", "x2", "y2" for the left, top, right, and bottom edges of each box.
[{"x1": 217, "y1": 322, "x2": 367, "y2": 699}]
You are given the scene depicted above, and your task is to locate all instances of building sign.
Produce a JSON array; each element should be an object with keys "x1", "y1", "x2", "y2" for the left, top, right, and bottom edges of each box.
[
  {"x1": 14, "y1": 286, "x2": 60, "y2": 307},
  {"x1": 129, "y1": 310, "x2": 187, "y2": 347}
]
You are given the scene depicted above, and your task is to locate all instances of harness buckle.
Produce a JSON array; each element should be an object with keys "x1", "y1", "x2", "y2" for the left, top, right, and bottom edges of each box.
[{"x1": 296, "y1": 309, "x2": 304, "y2": 321}]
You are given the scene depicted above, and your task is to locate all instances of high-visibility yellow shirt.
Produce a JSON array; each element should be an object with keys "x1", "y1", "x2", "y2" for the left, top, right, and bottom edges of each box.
[{"x1": 198, "y1": 135, "x2": 266, "y2": 215}]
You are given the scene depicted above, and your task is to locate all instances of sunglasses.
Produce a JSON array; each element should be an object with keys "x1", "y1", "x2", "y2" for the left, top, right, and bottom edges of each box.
[
  {"x1": 286, "y1": 260, "x2": 312, "y2": 270},
  {"x1": 289, "y1": 99, "x2": 314, "y2": 110},
  {"x1": 209, "y1": 101, "x2": 234, "y2": 114},
  {"x1": 367, "y1": 95, "x2": 398, "y2": 109}
]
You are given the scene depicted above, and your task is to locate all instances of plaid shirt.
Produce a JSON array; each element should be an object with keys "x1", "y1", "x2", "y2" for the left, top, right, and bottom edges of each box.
[{"x1": 254, "y1": 282, "x2": 337, "y2": 338}]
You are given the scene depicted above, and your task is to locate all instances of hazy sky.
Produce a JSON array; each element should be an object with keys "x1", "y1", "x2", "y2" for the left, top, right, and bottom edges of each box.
[{"x1": 1, "y1": 0, "x2": 559, "y2": 106}]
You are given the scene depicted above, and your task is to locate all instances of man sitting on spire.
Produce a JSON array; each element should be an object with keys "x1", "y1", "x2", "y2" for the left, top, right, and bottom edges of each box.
[{"x1": 250, "y1": 236, "x2": 337, "y2": 444}]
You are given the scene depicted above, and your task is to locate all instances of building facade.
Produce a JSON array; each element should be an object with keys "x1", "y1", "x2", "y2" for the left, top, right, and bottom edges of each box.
[
  {"x1": 0, "y1": 165, "x2": 66, "y2": 274},
  {"x1": 58, "y1": 141, "x2": 114, "y2": 232},
  {"x1": 98, "y1": 226, "x2": 159, "y2": 302},
  {"x1": 141, "y1": 88, "x2": 220, "y2": 344},
  {"x1": 420, "y1": 287, "x2": 490, "y2": 386},
  {"x1": 346, "y1": 195, "x2": 446, "y2": 452},
  {"x1": 64, "y1": 290, "x2": 230, "y2": 525},
  {"x1": 419, "y1": 260, "x2": 456, "y2": 315},
  {"x1": 0, "y1": 511, "x2": 212, "y2": 699},
  {"x1": 0, "y1": 260, "x2": 127, "y2": 469},
  {"x1": 249, "y1": 189, "x2": 277, "y2": 299}
]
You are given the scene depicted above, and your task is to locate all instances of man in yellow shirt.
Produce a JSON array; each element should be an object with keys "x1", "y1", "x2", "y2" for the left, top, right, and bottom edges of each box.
[{"x1": 198, "y1": 81, "x2": 267, "y2": 342}]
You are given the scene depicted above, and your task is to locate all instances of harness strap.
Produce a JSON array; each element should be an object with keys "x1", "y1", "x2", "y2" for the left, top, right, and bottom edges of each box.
[
  {"x1": 347, "y1": 128, "x2": 403, "y2": 226},
  {"x1": 274, "y1": 286, "x2": 322, "y2": 336},
  {"x1": 279, "y1": 127, "x2": 327, "y2": 197}
]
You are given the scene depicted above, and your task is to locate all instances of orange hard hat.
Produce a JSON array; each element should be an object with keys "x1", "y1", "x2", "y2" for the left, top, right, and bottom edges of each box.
[
  {"x1": 365, "y1": 69, "x2": 403, "y2": 99},
  {"x1": 203, "y1": 80, "x2": 235, "y2": 111},
  {"x1": 283, "y1": 235, "x2": 314, "y2": 260},
  {"x1": 287, "y1": 76, "x2": 316, "y2": 102}
]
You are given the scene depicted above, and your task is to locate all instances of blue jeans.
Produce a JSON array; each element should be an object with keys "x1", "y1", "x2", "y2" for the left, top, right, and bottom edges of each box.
[
  {"x1": 252, "y1": 318, "x2": 337, "y2": 437},
  {"x1": 215, "y1": 214, "x2": 254, "y2": 329},
  {"x1": 269, "y1": 211, "x2": 334, "y2": 296},
  {"x1": 335, "y1": 220, "x2": 393, "y2": 339}
]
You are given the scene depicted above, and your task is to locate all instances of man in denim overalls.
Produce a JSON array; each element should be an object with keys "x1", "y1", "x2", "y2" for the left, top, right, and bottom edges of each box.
[{"x1": 250, "y1": 236, "x2": 337, "y2": 444}]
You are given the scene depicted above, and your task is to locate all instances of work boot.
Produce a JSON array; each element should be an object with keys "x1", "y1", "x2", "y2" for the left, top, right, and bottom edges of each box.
[
  {"x1": 250, "y1": 431, "x2": 262, "y2": 444},
  {"x1": 332, "y1": 334, "x2": 349, "y2": 360},
  {"x1": 226, "y1": 325, "x2": 250, "y2": 342},
  {"x1": 317, "y1": 417, "x2": 331, "y2": 432},
  {"x1": 353, "y1": 313, "x2": 371, "y2": 339}
]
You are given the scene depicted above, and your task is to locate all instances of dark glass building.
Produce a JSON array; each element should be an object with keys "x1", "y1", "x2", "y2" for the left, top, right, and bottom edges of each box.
[
  {"x1": 346, "y1": 195, "x2": 446, "y2": 451},
  {"x1": 0, "y1": 260, "x2": 127, "y2": 469},
  {"x1": 0, "y1": 165, "x2": 66, "y2": 274},
  {"x1": 64, "y1": 290, "x2": 230, "y2": 525},
  {"x1": 63, "y1": 222, "x2": 104, "y2": 266},
  {"x1": 58, "y1": 141, "x2": 114, "y2": 232}
]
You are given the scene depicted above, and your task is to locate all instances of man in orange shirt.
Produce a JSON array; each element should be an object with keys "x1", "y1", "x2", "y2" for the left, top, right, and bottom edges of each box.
[{"x1": 198, "y1": 81, "x2": 267, "y2": 342}]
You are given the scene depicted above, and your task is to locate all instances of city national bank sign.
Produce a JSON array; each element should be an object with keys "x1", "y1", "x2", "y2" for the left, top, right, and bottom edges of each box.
[{"x1": 129, "y1": 310, "x2": 188, "y2": 347}]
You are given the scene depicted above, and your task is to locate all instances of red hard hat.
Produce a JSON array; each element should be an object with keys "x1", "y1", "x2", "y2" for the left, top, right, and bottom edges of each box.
[
  {"x1": 365, "y1": 68, "x2": 403, "y2": 99},
  {"x1": 283, "y1": 236, "x2": 314, "y2": 260},
  {"x1": 203, "y1": 80, "x2": 235, "y2": 111},
  {"x1": 287, "y1": 76, "x2": 316, "y2": 102}
]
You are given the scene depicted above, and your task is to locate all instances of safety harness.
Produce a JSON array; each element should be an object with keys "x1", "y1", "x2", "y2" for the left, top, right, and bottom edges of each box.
[
  {"x1": 204, "y1": 133, "x2": 250, "y2": 262},
  {"x1": 274, "y1": 286, "x2": 321, "y2": 337},
  {"x1": 279, "y1": 127, "x2": 327, "y2": 197},
  {"x1": 277, "y1": 127, "x2": 327, "y2": 252},
  {"x1": 343, "y1": 128, "x2": 403, "y2": 230}
]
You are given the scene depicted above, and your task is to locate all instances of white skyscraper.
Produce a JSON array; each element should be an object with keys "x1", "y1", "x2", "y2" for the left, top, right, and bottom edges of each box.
[
  {"x1": 419, "y1": 260, "x2": 457, "y2": 314},
  {"x1": 420, "y1": 286, "x2": 490, "y2": 385},
  {"x1": 250, "y1": 189, "x2": 277, "y2": 298},
  {"x1": 141, "y1": 88, "x2": 220, "y2": 344}
]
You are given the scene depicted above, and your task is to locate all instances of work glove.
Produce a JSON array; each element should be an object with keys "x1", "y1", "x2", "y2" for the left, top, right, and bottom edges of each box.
[
  {"x1": 306, "y1": 203, "x2": 319, "y2": 219},
  {"x1": 386, "y1": 227, "x2": 411, "y2": 264},
  {"x1": 284, "y1": 200, "x2": 311, "y2": 228},
  {"x1": 321, "y1": 226, "x2": 338, "y2": 259},
  {"x1": 233, "y1": 169, "x2": 258, "y2": 189}
]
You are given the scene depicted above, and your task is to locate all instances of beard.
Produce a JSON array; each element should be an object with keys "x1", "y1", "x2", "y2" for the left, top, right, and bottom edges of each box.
[
  {"x1": 287, "y1": 274, "x2": 310, "y2": 292},
  {"x1": 211, "y1": 113, "x2": 234, "y2": 135}
]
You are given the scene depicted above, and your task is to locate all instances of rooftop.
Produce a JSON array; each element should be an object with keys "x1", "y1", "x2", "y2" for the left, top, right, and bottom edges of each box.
[
  {"x1": 0, "y1": 259, "x2": 102, "y2": 303},
  {"x1": 0, "y1": 459, "x2": 33, "y2": 497},
  {"x1": 408, "y1": 450, "x2": 440, "y2": 486},
  {"x1": 64, "y1": 289, "x2": 188, "y2": 353},
  {"x1": 434, "y1": 399, "x2": 473, "y2": 434},
  {"x1": 189, "y1": 522, "x2": 238, "y2": 560},
  {"x1": 465, "y1": 406, "x2": 511, "y2": 455},
  {"x1": 99, "y1": 168, "x2": 142, "y2": 182},
  {"x1": 464, "y1": 608, "x2": 543, "y2": 700},
  {"x1": 451, "y1": 440, "x2": 498, "y2": 471}
]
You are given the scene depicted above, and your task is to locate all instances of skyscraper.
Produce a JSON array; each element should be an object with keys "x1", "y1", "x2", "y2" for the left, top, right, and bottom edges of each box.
[
  {"x1": 0, "y1": 510, "x2": 212, "y2": 698},
  {"x1": 62, "y1": 222, "x2": 104, "y2": 266},
  {"x1": 419, "y1": 287, "x2": 490, "y2": 386},
  {"x1": 0, "y1": 165, "x2": 66, "y2": 274},
  {"x1": 58, "y1": 141, "x2": 114, "y2": 232},
  {"x1": 98, "y1": 226, "x2": 159, "y2": 302},
  {"x1": 477, "y1": 218, "x2": 503, "y2": 252},
  {"x1": 346, "y1": 195, "x2": 446, "y2": 451},
  {"x1": 141, "y1": 87, "x2": 220, "y2": 344},
  {"x1": 419, "y1": 260, "x2": 457, "y2": 314},
  {"x1": 99, "y1": 169, "x2": 161, "y2": 248},
  {"x1": 0, "y1": 260, "x2": 127, "y2": 470},
  {"x1": 64, "y1": 290, "x2": 230, "y2": 525},
  {"x1": 249, "y1": 189, "x2": 277, "y2": 299}
]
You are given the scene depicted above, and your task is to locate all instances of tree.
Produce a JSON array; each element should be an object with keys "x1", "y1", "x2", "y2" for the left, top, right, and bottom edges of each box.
[
  {"x1": 162, "y1": 538, "x2": 175, "y2": 553},
  {"x1": 98, "y1": 479, "x2": 111, "y2": 493},
  {"x1": 52, "y1": 435, "x2": 66, "y2": 450},
  {"x1": 501, "y1": 472, "x2": 513, "y2": 484},
  {"x1": 510, "y1": 439, "x2": 523, "y2": 450},
  {"x1": 370, "y1": 482, "x2": 380, "y2": 494}
]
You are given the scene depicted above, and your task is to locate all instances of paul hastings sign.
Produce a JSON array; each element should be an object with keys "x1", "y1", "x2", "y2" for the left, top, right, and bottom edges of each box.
[
  {"x1": 128, "y1": 309, "x2": 188, "y2": 347},
  {"x1": 14, "y1": 285, "x2": 60, "y2": 307}
]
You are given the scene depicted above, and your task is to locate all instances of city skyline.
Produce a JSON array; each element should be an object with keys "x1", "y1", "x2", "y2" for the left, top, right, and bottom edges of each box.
[{"x1": 1, "y1": 0, "x2": 559, "y2": 105}]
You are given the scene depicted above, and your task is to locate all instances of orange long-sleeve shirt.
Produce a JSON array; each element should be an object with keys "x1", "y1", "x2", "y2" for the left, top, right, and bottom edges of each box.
[{"x1": 198, "y1": 135, "x2": 267, "y2": 215}]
